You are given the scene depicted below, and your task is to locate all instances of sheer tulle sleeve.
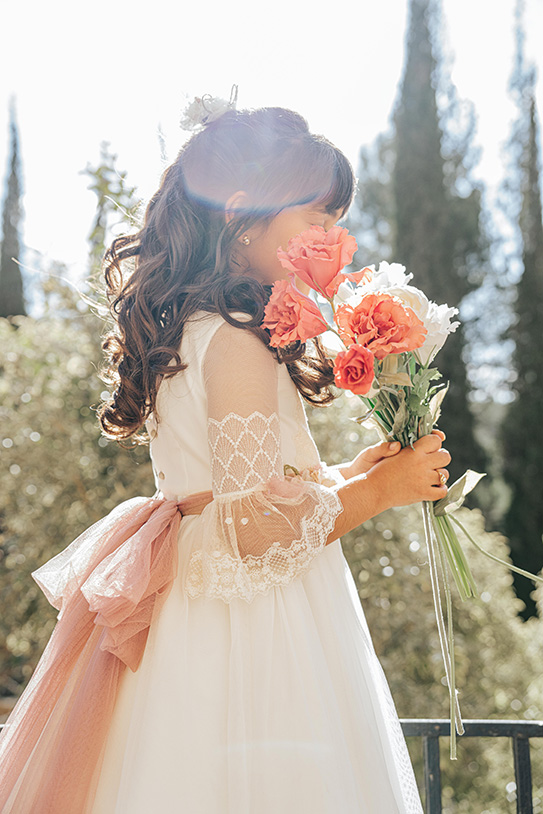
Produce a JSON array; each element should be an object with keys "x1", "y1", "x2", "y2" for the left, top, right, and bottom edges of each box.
[{"x1": 184, "y1": 321, "x2": 343, "y2": 603}]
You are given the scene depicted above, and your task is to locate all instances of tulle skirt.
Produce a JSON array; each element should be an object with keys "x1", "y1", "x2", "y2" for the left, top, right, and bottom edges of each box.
[{"x1": 91, "y1": 515, "x2": 423, "y2": 813}]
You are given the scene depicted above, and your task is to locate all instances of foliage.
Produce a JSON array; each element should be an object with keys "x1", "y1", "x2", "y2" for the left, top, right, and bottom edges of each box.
[
  {"x1": 392, "y1": 0, "x2": 489, "y2": 486},
  {"x1": 309, "y1": 393, "x2": 543, "y2": 813},
  {"x1": 81, "y1": 141, "x2": 140, "y2": 278},
  {"x1": 0, "y1": 101, "x2": 25, "y2": 318},
  {"x1": 346, "y1": 132, "x2": 396, "y2": 268},
  {"x1": 0, "y1": 141, "x2": 151, "y2": 694},
  {"x1": 0, "y1": 281, "x2": 154, "y2": 694},
  {"x1": 349, "y1": 0, "x2": 488, "y2": 487},
  {"x1": 500, "y1": 13, "x2": 543, "y2": 620}
]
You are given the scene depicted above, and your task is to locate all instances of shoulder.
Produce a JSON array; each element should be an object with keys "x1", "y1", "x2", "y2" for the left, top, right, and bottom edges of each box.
[
  {"x1": 182, "y1": 310, "x2": 275, "y2": 374},
  {"x1": 205, "y1": 315, "x2": 276, "y2": 374}
]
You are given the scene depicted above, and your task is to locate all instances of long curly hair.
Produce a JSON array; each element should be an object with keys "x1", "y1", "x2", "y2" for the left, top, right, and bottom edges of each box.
[{"x1": 98, "y1": 107, "x2": 355, "y2": 441}]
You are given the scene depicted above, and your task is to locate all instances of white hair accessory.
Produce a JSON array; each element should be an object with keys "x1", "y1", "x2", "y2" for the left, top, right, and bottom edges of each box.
[{"x1": 180, "y1": 85, "x2": 238, "y2": 132}]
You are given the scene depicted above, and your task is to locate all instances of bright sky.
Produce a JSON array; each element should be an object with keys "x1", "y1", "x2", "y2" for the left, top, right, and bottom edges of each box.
[{"x1": 0, "y1": 0, "x2": 541, "y2": 276}]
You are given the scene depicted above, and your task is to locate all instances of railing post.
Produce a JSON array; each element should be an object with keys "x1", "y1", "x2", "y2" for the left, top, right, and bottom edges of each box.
[
  {"x1": 512, "y1": 734, "x2": 533, "y2": 814},
  {"x1": 422, "y1": 733, "x2": 442, "y2": 814}
]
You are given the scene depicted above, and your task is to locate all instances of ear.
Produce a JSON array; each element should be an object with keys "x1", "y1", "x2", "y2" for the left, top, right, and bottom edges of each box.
[{"x1": 225, "y1": 190, "x2": 248, "y2": 225}]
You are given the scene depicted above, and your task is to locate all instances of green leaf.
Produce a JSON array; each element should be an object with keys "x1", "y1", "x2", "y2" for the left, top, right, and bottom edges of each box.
[
  {"x1": 429, "y1": 383, "x2": 449, "y2": 424},
  {"x1": 391, "y1": 394, "x2": 410, "y2": 437},
  {"x1": 434, "y1": 470, "x2": 486, "y2": 516},
  {"x1": 412, "y1": 367, "x2": 442, "y2": 391},
  {"x1": 378, "y1": 371, "x2": 413, "y2": 387},
  {"x1": 407, "y1": 394, "x2": 431, "y2": 417}
]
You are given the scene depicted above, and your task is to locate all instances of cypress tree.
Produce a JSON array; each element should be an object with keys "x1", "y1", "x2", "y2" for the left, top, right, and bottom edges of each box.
[
  {"x1": 501, "y1": 8, "x2": 543, "y2": 619},
  {"x1": 392, "y1": 0, "x2": 487, "y2": 482},
  {"x1": 0, "y1": 102, "x2": 25, "y2": 318},
  {"x1": 82, "y1": 141, "x2": 139, "y2": 278}
]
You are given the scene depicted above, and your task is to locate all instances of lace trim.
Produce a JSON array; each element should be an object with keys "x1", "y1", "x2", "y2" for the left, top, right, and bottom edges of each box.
[
  {"x1": 184, "y1": 487, "x2": 342, "y2": 603},
  {"x1": 208, "y1": 411, "x2": 282, "y2": 494},
  {"x1": 318, "y1": 463, "x2": 347, "y2": 487}
]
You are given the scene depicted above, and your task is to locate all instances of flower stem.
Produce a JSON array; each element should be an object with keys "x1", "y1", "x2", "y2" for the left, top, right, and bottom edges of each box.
[
  {"x1": 436, "y1": 515, "x2": 478, "y2": 600},
  {"x1": 422, "y1": 501, "x2": 464, "y2": 758},
  {"x1": 449, "y1": 515, "x2": 543, "y2": 585}
]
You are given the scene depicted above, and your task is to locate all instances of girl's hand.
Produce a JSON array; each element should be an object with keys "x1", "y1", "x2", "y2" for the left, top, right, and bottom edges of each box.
[
  {"x1": 343, "y1": 440, "x2": 402, "y2": 479},
  {"x1": 366, "y1": 431, "x2": 451, "y2": 510},
  {"x1": 343, "y1": 429, "x2": 446, "y2": 479}
]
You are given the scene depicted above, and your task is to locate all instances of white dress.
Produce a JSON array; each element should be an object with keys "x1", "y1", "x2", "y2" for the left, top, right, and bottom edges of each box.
[{"x1": 85, "y1": 311, "x2": 423, "y2": 813}]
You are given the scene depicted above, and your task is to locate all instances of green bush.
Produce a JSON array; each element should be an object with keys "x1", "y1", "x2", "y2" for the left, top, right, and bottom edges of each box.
[{"x1": 0, "y1": 302, "x2": 153, "y2": 693}]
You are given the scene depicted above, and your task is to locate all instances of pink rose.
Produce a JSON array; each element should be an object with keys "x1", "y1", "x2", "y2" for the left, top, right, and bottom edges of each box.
[
  {"x1": 335, "y1": 292, "x2": 427, "y2": 360},
  {"x1": 262, "y1": 275, "x2": 328, "y2": 347},
  {"x1": 333, "y1": 344, "x2": 375, "y2": 395},
  {"x1": 277, "y1": 226, "x2": 365, "y2": 298}
]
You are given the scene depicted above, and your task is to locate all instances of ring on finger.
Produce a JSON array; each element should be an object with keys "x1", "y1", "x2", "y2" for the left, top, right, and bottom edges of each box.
[{"x1": 437, "y1": 471, "x2": 447, "y2": 487}]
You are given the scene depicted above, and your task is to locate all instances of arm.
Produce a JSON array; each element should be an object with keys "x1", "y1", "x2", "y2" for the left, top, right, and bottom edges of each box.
[
  {"x1": 184, "y1": 322, "x2": 343, "y2": 602},
  {"x1": 184, "y1": 321, "x2": 450, "y2": 602}
]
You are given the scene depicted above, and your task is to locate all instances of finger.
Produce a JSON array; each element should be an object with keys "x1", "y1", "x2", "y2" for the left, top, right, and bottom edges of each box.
[
  {"x1": 432, "y1": 481, "x2": 449, "y2": 499},
  {"x1": 426, "y1": 449, "x2": 452, "y2": 469},
  {"x1": 413, "y1": 434, "x2": 442, "y2": 452},
  {"x1": 431, "y1": 429, "x2": 446, "y2": 441},
  {"x1": 433, "y1": 468, "x2": 449, "y2": 488},
  {"x1": 382, "y1": 441, "x2": 401, "y2": 457},
  {"x1": 364, "y1": 441, "x2": 401, "y2": 461}
]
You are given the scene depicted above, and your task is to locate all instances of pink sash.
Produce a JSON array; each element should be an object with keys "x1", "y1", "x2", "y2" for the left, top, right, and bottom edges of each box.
[{"x1": 0, "y1": 492, "x2": 213, "y2": 814}]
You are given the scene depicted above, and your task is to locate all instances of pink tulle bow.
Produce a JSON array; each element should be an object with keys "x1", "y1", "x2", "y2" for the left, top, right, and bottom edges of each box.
[
  {"x1": 81, "y1": 501, "x2": 183, "y2": 671},
  {"x1": 0, "y1": 492, "x2": 211, "y2": 814}
]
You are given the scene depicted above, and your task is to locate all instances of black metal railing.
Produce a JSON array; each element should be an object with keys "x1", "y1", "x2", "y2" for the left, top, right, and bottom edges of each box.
[{"x1": 401, "y1": 718, "x2": 543, "y2": 814}]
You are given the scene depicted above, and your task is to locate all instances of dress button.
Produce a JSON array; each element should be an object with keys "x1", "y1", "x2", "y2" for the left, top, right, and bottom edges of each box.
[
  {"x1": 241, "y1": 517, "x2": 249, "y2": 525},
  {"x1": 158, "y1": 471, "x2": 165, "y2": 480}
]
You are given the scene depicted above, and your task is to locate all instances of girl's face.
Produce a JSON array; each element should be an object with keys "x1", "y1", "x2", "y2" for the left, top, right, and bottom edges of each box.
[{"x1": 240, "y1": 204, "x2": 343, "y2": 289}]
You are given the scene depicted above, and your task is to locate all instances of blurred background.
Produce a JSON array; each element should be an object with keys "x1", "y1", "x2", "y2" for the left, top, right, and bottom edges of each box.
[{"x1": 0, "y1": 0, "x2": 542, "y2": 810}]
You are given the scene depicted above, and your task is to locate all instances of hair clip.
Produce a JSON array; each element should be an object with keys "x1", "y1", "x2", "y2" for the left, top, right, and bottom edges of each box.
[{"x1": 180, "y1": 85, "x2": 238, "y2": 131}]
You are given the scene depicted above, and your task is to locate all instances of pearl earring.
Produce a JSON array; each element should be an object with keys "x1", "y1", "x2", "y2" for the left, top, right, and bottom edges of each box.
[{"x1": 241, "y1": 235, "x2": 251, "y2": 246}]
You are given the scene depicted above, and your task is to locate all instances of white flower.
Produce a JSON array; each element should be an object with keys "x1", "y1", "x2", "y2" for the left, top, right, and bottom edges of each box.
[
  {"x1": 180, "y1": 89, "x2": 237, "y2": 131},
  {"x1": 415, "y1": 300, "x2": 460, "y2": 366},
  {"x1": 355, "y1": 261, "x2": 413, "y2": 293},
  {"x1": 334, "y1": 280, "x2": 356, "y2": 303},
  {"x1": 348, "y1": 260, "x2": 459, "y2": 366},
  {"x1": 320, "y1": 329, "x2": 344, "y2": 357}
]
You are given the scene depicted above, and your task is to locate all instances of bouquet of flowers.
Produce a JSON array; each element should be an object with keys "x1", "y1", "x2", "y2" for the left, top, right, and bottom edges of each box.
[{"x1": 262, "y1": 225, "x2": 543, "y2": 758}]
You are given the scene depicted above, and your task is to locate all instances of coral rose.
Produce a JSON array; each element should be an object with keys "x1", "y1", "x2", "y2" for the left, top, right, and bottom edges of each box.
[
  {"x1": 333, "y1": 344, "x2": 375, "y2": 395},
  {"x1": 277, "y1": 226, "x2": 366, "y2": 298},
  {"x1": 335, "y1": 292, "x2": 427, "y2": 360},
  {"x1": 262, "y1": 276, "x2": 328, "y2": 347},
  {"x1": 351, "y1": 261, "x2": 459, "y2": 365}
]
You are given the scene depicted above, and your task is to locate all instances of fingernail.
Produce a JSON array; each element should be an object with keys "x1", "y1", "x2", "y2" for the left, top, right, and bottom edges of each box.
[{"x1": 389, "y1": 442, "x2": 400, "y2": 450}]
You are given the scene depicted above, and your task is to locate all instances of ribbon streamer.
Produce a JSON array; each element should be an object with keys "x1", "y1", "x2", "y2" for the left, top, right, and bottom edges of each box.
[{"x1": 0, "y1": 492, "x2": 212, "y2": 814}]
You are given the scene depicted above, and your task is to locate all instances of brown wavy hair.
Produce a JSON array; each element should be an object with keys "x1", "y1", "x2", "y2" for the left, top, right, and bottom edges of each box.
[{"x1": 98, "y1": 107, "x2": 355, "y2": 442}]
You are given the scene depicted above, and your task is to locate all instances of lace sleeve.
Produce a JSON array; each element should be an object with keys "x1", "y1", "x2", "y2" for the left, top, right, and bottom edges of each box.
[
  {"x1": 318, "y1": 463, "x2": 347, "y2": 487},
  {"x1": 184, "y1": 321, "x2": 343, "y2": 603}
]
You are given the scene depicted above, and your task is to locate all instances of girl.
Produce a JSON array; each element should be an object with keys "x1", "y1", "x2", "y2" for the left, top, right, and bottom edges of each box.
[{"x1": 0, "y1": 102, "x2": 450, "y2": 813}]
